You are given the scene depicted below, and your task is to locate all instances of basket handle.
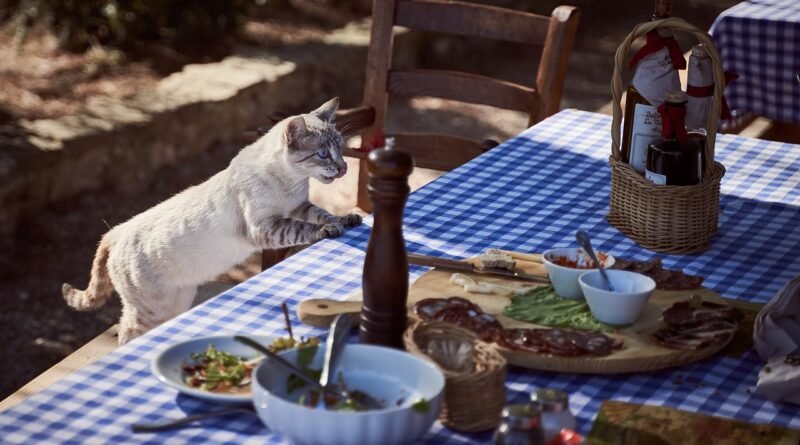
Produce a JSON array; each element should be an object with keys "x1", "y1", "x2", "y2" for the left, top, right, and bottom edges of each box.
[{"x1": 611, "y1": 17, "x2": 724, "y2": 177}]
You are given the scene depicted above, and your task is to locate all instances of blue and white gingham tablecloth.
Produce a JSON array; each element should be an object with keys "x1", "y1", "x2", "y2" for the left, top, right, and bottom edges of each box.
[
  {"x1": 710, "y1": 0, "x2": 800, "y2": 124},
  {"x1": 2, "y1": 109, "x2": 800, "y2": 444}
]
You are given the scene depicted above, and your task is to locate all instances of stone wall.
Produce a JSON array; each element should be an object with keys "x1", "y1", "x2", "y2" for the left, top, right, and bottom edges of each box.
[{"x1": 0, "y1": 20, "x2": 422, "y2": 235}]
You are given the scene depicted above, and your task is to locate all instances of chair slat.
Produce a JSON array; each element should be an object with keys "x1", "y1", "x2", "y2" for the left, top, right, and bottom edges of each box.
[
  {"x1": 391, "y1": 133, "x2": 487, "y2": 171},
  {"x1": 396, "y1": 0, "x2": 550, "y2": 45},
  {"x1": 388, "y1": 69, "x2": 538, "y2": 113},
  {"x1": 335, "y1": 105, "x2": 375, "y2": 136}
]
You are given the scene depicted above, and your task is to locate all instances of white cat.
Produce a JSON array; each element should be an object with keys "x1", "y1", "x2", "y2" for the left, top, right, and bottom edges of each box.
[{"x1": 63, "y1": 98, "x2": 361, "y2": 344}]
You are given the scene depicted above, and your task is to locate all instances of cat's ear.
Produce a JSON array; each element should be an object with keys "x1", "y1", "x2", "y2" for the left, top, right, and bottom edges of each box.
[
  {"x1": 312, "y1": 97, "x2": 339, "y2": 123},
  {"x1": 285, "y1": 116, "x2": 307, "y2": 147}
]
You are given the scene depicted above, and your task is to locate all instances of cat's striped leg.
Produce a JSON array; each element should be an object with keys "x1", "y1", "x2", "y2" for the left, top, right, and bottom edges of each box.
[
  {"x1": 290, "y1": 202, "x2": 362, "y2": 227},
  {"x1": 250, "y1": 216, "x2": 342, "y2": 249}
]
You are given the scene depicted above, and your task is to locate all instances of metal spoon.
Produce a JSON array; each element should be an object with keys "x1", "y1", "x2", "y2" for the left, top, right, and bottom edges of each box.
[
  {"x1": 131, "y1": 406, "x2": 256, "y2": 433},
  {"x1": 233, "y1": 336, "x2": 381, "y2": 410},
  {"x1": 575, "y1": 230, "x2": 615, "y2": 292},
  {"x1": 317, "y1": 314, "x2": 352, "y2": 410}
]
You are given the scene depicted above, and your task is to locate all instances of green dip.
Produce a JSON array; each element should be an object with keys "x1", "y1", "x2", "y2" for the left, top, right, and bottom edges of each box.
[{"x1": 503, "y1": 286, "x2": 616, "y2": 331}]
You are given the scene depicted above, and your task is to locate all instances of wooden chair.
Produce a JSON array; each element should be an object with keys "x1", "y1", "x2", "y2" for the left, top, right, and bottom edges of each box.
[
  {"x1": 247, "y1": 0, "x2": 580, "y2": 266},
  {"x1": 340, "y1": 0, "x2": 581, "y2": 212}
]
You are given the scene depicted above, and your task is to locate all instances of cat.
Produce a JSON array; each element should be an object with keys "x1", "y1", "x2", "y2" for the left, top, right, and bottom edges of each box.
[{"x1": 63, "y1": 97, "x2": 362, "y2": 344}]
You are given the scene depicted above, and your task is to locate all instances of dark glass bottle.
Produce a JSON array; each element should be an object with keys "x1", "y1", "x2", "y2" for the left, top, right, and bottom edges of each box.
[{"x1": 645, "y1": 92, "x2": 703, "y2": 186}]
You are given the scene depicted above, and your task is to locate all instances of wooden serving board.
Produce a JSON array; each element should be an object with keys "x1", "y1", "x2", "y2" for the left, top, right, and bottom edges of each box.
[
  {"x1": 407, "y1": 255, "x2": 732, "y2": 374},
  {"x1": 297, "y1": 253, "x2": 733, "y2": 374}
]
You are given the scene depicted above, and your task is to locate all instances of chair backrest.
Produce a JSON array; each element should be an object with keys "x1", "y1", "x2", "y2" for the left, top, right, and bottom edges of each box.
[{"x1": 358, "y1": 0, "x2": 581, "y2": 171}]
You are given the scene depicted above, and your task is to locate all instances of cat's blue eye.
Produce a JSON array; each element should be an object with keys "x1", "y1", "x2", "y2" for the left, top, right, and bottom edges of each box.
[{"x1": 316, "y1": 150, "x2": 330, "y2": 159}]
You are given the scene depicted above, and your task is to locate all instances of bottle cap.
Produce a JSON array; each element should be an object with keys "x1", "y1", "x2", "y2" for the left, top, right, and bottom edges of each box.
[
  {"x1": 691, "y1": 44, "x2": 708, "y2": 58},
  {"x1": 664, "y1": 91, "x2": 688, "y2": 105},
  {"x1": 502, "y1": 404, "x2": 541, "y2": 429},
  {"x1": 531, "y1": 388, "x2": 569, "y2": 412}
]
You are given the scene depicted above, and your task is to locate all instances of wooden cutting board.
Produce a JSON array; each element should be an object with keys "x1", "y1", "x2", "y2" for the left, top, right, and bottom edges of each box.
[{"x1": 298, "y1": 253, "x2": 734, "y2": 374}]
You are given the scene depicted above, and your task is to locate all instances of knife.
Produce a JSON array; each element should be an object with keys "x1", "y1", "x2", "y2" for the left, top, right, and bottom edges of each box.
[{"x1": 407, "y1": 253, "x2": 549, "y2": 283}]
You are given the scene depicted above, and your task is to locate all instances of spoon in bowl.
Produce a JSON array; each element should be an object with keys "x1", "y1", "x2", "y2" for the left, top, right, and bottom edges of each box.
[
  {"x1": 317, "y1": 314, "x2": 352, "y2": 410},
  {"x1": 575, "y1": 230, "x2": 614, "y2": 292},
  {"x1": 234, "y1": 335, "x2": 382, "y2": 410}
]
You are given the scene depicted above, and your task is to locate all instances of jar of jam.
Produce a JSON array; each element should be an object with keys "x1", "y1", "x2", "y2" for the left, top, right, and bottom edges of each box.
[{"x1": 645, "y1": 91, "x2": 703, "y2": 186}]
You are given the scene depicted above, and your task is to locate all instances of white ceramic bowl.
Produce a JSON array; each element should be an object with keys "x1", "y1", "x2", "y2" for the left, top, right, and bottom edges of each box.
[
  {"x1": 253, "y1": 343, "x2": 445, "y2": 445},
  {"x1": 542, "y1": 248, "x2": 615, "y2": 299},
  {"x1": 579, "y1": 270, "x2": 656, "y2": 325},
  {"x1": 152, "y1": 334, "x2": 275, "y2": 404}
]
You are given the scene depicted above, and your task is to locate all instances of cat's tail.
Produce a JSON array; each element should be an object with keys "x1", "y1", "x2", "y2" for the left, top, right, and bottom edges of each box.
[{"x1": 63, "y1": 234, "x2": 115, "y2": 311}]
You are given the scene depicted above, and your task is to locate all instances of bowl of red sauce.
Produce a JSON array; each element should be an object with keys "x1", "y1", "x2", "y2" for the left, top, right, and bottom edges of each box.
[{"x1": 542, "y1": 248, "x2": 615, "y2": 300}]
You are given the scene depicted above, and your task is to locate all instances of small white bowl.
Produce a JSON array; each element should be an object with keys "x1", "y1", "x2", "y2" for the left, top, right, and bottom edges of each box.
[
  {"x1": 579, "y1": 270, "x2": 656, "y2": 325},
  {"x1": 543, "y1": 248, "x2": 616, "y2": 299},
  {"x1": 152, "y1": 334, "x2": 275, "y2": 404},
  {"x1": 253, "y1": 343, "x2": 445, "y2": 445}
]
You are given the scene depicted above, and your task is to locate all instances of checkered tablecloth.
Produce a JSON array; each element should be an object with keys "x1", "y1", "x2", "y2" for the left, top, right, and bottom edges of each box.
[
  {"x1": 2, "y1": 109, "x2": 800, "y2": 444},
  {"x1": 710, "y1": 0, "x2": 800, "y2": 124}
]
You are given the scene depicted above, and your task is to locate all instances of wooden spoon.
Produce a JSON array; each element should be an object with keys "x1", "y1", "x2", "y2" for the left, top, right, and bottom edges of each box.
[{"x1": 297, "y1": 299, "x2": 362, "y2": 328}]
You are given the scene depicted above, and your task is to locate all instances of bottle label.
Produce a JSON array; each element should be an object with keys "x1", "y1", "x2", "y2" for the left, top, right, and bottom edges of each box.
[
  {"x1": 629, "y1": 103, "x2": 663, "y2": 173},
  {"x1": 645, "y1": 169, "x2": 667, "y2": 185}
]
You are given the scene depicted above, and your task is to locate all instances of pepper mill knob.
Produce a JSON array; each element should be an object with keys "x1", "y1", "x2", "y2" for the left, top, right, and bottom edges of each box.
[{"x1": 359, "y1": 145, "x2": 414, "y2": 348}]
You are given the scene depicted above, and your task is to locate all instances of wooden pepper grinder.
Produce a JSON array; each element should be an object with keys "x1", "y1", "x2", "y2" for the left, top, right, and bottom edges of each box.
[{"x1": 359, "y1": 138, "x2": 414, "y2": 348}]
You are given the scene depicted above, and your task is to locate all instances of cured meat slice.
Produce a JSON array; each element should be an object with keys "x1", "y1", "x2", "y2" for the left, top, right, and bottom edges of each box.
[
  {"x1": 614, "y1": 258, "x2": 662, "y2": 274},
  {"x1": 648, "y1": 268, "x2": 705, "y2": 291},
  {"x1": 497, "y1": 329, "x2": 550, "y2": 353},
  {"x1": 538, "y1": 329, "x2": 582, "y2": 356},
  {"x1": 412, "y1": 296, "x2": 481, "y2": 320},
  {"x1": 413, "y1": 298, "x2": 451, "y2": 320},
  {"x1": 654, "y1": 299, "x2": 740, "y2": 350},
  {"x1": 662, "y1": 301, "x2": 742, "y2": 326},
  {"x1": 431, "y1": 305, "x2": 503, "y2": 342},
  {"x1": 498, "y1": 328, "x2": 622, "y2": 357},
  {"x1": 569, "y1": 330, "x2": 623, "y2": 356},
  {"x1": 653, "y1": 328, "x2": 734, "y2": 350},
  {"x1": 613, "y1": 257, "x2": 704, "y2": 290}
]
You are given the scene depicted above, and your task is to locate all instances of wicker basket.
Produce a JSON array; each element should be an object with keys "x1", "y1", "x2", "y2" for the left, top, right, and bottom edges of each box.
[
  {"x1": 608, "y1": 17, "x2": 727, "y2": 254},
  {"x1": 403, "y1": 321, "x2": 507, "y2": 432}
]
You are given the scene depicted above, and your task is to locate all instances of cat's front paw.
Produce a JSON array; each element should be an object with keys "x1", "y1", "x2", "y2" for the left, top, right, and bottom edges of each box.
[
  {"x1": 338, "y1": 213, "x2": 362, "y2": 228},
  {"x1": 317, "y1": 223, "x2": 345, "y2": 240}
]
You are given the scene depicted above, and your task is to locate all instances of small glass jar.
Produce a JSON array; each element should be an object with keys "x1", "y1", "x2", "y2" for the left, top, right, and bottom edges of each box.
[
  {"x1": 493, "y1": 404, "x2": 544, "y2": 445},
  {"x1": 531, "y1": 389, "x2": 576, "y2": 443}
]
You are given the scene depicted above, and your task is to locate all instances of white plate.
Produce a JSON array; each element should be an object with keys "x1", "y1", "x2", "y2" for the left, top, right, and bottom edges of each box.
[{"x1": 152, "y1": 334, "x2": 276, "y2": 404}]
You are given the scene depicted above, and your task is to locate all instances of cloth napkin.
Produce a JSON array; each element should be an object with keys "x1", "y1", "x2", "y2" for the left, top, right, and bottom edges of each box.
[{"x1": 753, "y1": 274, "x2": 800, "y2": 404}]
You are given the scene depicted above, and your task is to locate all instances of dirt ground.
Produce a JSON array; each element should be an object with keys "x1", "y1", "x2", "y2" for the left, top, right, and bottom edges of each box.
[{"x1": 0, "y1": 0, "x2": 739, "y2": 400}]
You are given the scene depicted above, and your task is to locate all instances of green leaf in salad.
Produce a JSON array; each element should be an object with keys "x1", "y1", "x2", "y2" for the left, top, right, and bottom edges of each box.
[
  {"x1": 296, "y1": 344, "x2": 318, "y2": 369},
  {"x1": 411, "y1": 398, "x2": 430, "y2": 413}
]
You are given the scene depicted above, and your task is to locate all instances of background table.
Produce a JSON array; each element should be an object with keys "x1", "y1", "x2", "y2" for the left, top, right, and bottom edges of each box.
[
  {"x1": 2, "y1": 109, "x2": 800, "y2": 444},
  {"x1": 710, "y1": 0, "x2": 800, "y2": 124}
]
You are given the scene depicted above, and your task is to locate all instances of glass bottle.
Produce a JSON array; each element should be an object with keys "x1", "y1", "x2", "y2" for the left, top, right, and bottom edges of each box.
[
  {"x1": 685, "y1": 44, "x2": 714, "y2": 132},
  {"x1": 645, "y1": 91, "x2": 704, "y2": 186},
  {"x1": 531, "y1": 389, "x2": 576, "y2": 443},
  {"x1": 620, "y1": 0, "x2": 681, "y2": 169},
  {"x1": 493, "y1": 404, "x2": 544, "y2": 445}
]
